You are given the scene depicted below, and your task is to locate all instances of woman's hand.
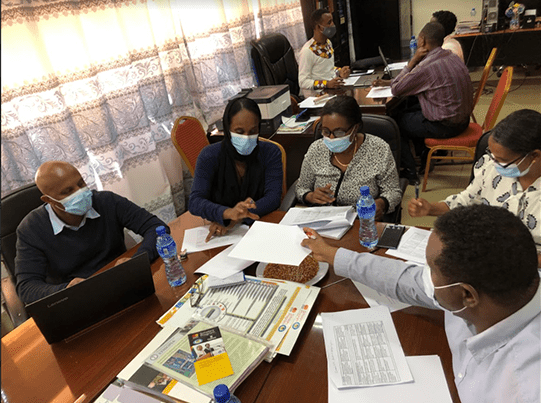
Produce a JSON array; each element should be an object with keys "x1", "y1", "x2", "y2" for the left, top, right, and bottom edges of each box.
[
  {"x1": 223, "y1": 197, "x2": 259, "y2": 222},
  {"x1": 407, "y1": 197, "x2": 432, "y2": 217},
  {"x1": 206, "y1": 220, "x2": 239, "y2": 242},
  {"x1": 305, "y1": 184, "x2": 335, "y2": 205},
  {"x1": 301, "y1": 228, "x2": 339, "y2": 265},
  {"x1": 374, "y1": 198, "x2": 386, "y2": 221}
]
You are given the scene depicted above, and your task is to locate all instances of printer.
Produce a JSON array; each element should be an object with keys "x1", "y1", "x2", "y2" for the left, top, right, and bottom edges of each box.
[{"x1": 243, "y1": 85, "x2": 291, "y2": 135}]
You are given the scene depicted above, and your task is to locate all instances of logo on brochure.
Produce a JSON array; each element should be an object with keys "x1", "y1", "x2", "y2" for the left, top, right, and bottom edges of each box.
[
  {"x1": 278, "y1": 325, "x2": 287, "y2": 332},
  {"x1": 292, "y1": 322, "x2": 300, "y2": 330}
]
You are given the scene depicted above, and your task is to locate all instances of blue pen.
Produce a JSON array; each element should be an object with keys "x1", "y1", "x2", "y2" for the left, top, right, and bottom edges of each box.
[
  {"x1": 295, "y1": 108, "x2": 308, "y2": 122},
  {"x1": 415, "y1": 183, "x2": 420, "y2": 199}
]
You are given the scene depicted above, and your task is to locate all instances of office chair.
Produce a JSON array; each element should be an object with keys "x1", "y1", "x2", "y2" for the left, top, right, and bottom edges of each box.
[
  {"x1": 421, "y1": 66, "x2": 513, "y2": 192},
  {"x1": 280, "y1": 114, "x2": 408, "y2": 224},
  {"x1": 171, "y1": 116, "x2": 210, "y2": 177},
  {"x1": 472, "y1": 48, "x2": 498, "y2": 124},
  {"x1": 1, "y1": 183, "x2": 43, "y2": 328},
  {"x1": 250, "y1": 33, "x2": 301, "y2": 104}
]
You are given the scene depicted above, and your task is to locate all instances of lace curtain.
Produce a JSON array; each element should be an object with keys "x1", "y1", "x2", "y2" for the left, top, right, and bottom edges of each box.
[{"x1": 1, "y1": 0, "x2": 304, "y2": 224}]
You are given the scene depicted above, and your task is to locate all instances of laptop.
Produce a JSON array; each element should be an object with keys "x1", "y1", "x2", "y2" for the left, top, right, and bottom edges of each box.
[
  {"x1": 378, "y1": 46, "x2": 394, "y2": 79},
  {"x1": 26, "y1": 252, "x2": 155, "y2": 344}
]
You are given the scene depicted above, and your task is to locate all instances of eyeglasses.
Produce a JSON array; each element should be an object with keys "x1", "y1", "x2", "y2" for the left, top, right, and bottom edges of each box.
[
  {"x1": 485, "y1": 147, "x2": 528, "y2": 168},
  {"x1": 321, "y1": 124, "x2": 357, "y2": 138},
  {"x1": 189, "y1": 280, "x2": 205, "y2": 308}
]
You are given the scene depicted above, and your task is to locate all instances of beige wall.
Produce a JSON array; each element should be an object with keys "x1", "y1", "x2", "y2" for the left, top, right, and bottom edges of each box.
[{"x1": 411, "y1": 0, "x2": 483, "y2": 37}]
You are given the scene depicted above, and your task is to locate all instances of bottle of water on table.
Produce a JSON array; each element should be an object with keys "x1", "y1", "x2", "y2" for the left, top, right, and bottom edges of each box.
[
  {"x1": 409, "y1": 35, "x2": 417, "y2": 59},
  {"x1": 357, "y1": 186, "x2": 378, "y2": 249},
  {"x1": 156, "y1": 225, "x2": 186, "y2": 287},
  {"x1": 213, "y1": 384, "x2": 241, "y2": 403}
]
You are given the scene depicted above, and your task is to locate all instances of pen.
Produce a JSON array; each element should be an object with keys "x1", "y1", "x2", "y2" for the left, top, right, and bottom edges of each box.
[
  {"x1": 415, "y1": 183, "x2": 420, "y2": 199},
  {"x1": 295, "y1": 108, "x2": 308, "y2": 122},
  {"x1": 74, "y1": 394, "x2": 87, "y2": 403},
  {"x1": 303, "y1": 229, "x2": 317, "y2": 240}
]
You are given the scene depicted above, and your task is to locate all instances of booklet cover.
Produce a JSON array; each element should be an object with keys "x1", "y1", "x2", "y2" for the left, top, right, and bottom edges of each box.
[{"x1": 188, "y1": 326, "x2": 234, "y2": 385}]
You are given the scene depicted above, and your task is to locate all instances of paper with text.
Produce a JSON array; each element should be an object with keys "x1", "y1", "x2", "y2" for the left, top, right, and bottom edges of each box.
[
  {"x1": 387, "y1": 61, "x2": 408, "y2": 70},
  {"x1": 280, "y1": 206, "x2": 355, "y2": 230},
  {"x1": 322, "y1": 307, "x2": 413, "y2": 388},
  {"x1": 328, "y1": 355, "x2": 453, "y2": 402},
  {"x1": 352, "y1": 281, "x2": 411, "y2": 312},
  {"x1": 385, "y1": 227, "x2": 430, "y2": 265},
  {"x1": 366, "y1": 86, "x2": 393, "y2": 98},
  {"x1": 298, "y1": 95, "x2": 337, "y2": 108},
  {"x1": 194, "y1": 244, "x2": 254, "y2": 279},
  {"x1": 181, "y1": 224, "x2": 249, "y2": 253}
]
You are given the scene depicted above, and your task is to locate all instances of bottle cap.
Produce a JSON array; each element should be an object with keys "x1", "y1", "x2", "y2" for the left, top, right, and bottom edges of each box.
[
  {"x1": 411, "y1": 35, "x2": 415, "y2": 39},
  {"x1": 213, "y1": 384, "x2": 230, "y2": 403},
  {"x1": 156, "y1": 226, "x2": 166, "y2": 235},
  {"x1": 360, "y1": 186, "x2": 370, "y2": 196}
]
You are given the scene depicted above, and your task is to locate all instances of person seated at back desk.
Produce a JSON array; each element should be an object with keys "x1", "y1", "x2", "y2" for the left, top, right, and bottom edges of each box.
[
  {"x1": 189, "y1": 97, "x2": 283, "y2": 241},
  {"x1": 295, "y1": 95, "x2": 401, "y2": 221},
  {"x1": 15, "y1": 161, "x2": 167, "y2": 304},
  {"x1": 302, "y1": 204, "x2": 540, "y2": 403},
  {"x1": 374, "y1": 22, "x2": 473, "y2": 184},
  {"x1": 298, "y1": 8, "x2": 351, "y2": 94},
  {"x1": 432, "y1": 10, "x2": 464, "y2": 62},
  {"x1": 409, "y1": 109, "x2": 541, "y2": 267}
]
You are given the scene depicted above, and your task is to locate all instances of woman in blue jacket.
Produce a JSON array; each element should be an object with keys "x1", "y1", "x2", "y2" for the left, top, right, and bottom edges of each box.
[{"x1": 189, "y1": 97, "x2": 283, "y2": 241}]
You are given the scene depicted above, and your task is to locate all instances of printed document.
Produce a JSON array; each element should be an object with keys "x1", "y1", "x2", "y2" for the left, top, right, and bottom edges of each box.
[
  {"x1": 181, "y1": 224, "x2": 249, "y2": 253},
  {"x1": 352, "y1": 281, "x2": 411, "y2": 312},
  {"x1": 280, "y1": 206, "x2": 355, "y2": 230},
  {"x1": 194, "y1": 244, "x2": 254, "y2": 279},
  {"x1": 385, "y1": 227, "x2": 430, "y2": 265},
  {"x1": 366, "y1": 86, "x2": 393, "y2": 98},
  {"x1": 322, "y1": 307, "x2": 413, "y2": 388},
  {"x1": 328, "y1": 355, "x2": 453, "y2": 403}
]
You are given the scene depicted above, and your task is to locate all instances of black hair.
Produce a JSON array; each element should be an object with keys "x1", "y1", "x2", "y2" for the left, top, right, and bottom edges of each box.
[
  {"x1": 420, "y1": 22, "x2": 445, "y2": 47},
  {"x1": 320, "y1": 95, "x2": 364, "y2": 132},
  {"x1": 311, "y1": 8, "x2": 330, "y2": 29},
  {"x1": 432, "y1": 10, "x2": 458, "y2": 37},
  {"x1": 490, "y1": 109, "x2": 541, "y2": 155},
  {"x1": 433, "y1": 204, "x2": 539, "y2": 306}
]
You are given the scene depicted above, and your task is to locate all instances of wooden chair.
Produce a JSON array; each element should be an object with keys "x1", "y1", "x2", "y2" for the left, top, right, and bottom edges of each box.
[
  {"x1": 421, "y1": 66, "x2": 513, "y2": 191},
  {"x1": 259, "y1": 137, "x2": 287, "y2": 200},
  {"x1": 472, "y1": 48, "x2": 498, "y2": 123},
  {"x1": 171, "y1": 116, "x2": 209, "y2": 176}
]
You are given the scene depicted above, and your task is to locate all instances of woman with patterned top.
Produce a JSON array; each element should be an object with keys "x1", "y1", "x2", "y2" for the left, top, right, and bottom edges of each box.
[
  {"x1": 295, "y1": 95, "x2": 402, "y2": 221},
  {"x1": 408, "y1": 109, "x2": 541, "y2": 266}
]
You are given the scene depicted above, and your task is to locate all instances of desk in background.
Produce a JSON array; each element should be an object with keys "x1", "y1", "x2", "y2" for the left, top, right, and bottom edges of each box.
[
  {"x1": 455, "y1": 27, "x2": 541, "y2": 67},
  {"x1": 1, "y1": 212, "x2": 460, "y2": 403}
]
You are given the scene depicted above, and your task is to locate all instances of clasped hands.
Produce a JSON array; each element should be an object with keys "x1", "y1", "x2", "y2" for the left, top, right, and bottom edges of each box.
[{"x1": 206, "y1": 197, "x2": 259, "y2": 242}]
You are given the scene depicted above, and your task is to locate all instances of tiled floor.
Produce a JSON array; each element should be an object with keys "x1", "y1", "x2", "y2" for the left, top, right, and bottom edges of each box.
[{"x1": 401, "y1": 65, "x2": 541, "y2": 228}]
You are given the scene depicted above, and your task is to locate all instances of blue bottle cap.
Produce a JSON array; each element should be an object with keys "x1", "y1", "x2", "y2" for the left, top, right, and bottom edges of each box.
[
  {"x1": 213, "y1": 384, "x2": 230, "y2": 403},
  {"x1": 156, "y1": 225, "x2": 166, "y2": 235},
  {"x1": 360, "y1": 186, "x2": 370, "y2": 196}
]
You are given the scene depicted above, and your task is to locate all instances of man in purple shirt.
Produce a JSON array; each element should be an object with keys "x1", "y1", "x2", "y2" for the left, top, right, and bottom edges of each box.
[{"x1": 375, "y1": 22, "x2": 473, "y2": 184}]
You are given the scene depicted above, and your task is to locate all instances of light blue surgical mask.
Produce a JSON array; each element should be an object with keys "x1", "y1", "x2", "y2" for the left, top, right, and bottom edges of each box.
[
  {"x1": 49, "y1": 187, "x2": 93, "y2": 216},
  {"x1": 230, "y1": 132, "x2": 258, "y2": 156},
  {"x1": 493, "y1": 155, "x2": 533, "y2": 178},
  {"x1": 323, "y1": 135, "x2": 353, "y2": 153},
  {"x1": 421, "y1": 265, "x2": 467, "y2": 314}
]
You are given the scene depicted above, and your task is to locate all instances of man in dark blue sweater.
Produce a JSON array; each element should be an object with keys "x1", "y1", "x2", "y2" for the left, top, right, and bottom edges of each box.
[{"x1": 15, "y1": 161, "x2": 168, "y2": 304}]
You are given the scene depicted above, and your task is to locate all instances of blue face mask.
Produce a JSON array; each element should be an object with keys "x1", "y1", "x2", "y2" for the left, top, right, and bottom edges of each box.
[
  {"x1": 230, "y1": 132, "x2": 258, "y2": 156},
  {"x1": 50, "y1": 187, "x2": 93, "y2": 216},
  {"x1": 323, "y1": 135, "x2": 353, "y2": 153},
  {"x1": 493, "y1": 155, "x2": 533, "y2": 178}
]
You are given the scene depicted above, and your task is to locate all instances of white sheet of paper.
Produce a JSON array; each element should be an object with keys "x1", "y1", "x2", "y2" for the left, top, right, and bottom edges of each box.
[
  {"x1": 194, "y1": 244, "x2": 255, "y2": 278},
  {"x1": 279, "y1": 206, "x2": 355, "y2": 230},
  {"x1": 366, "y1": 86, "x2": 393, "y2": 98},
  {"x1": 328, "y1": 355, "x2": 453, "y2": 403},
  {"x1": 386, "y1": 227, "x2": 431, "y2": 265},
  {"x1": 280, "y1": 115, "x2": 319, "y2": 128},
  {"x1": 350, "y1": 69, "x2": 375, "y2": 76},
  {"x1": 352, "y1": 281, "x2": 411, "y2": 312},
  {"x1": 181, "y1": 224, "x2": 249, "y2": 253},
  {"x1": 342, "y1": 76, "x2": 360, "y2": 86},
  {"x1": 298, "y1": 95, "x2": 337, "y2": 109},
  {"x1": 228, "y1": 221, "x2": 311, "y2": 266},
  {"x1": 322, "y1": 306, "x2": 413, "y2": 389},
  {"x1": 387, "y1": 61, "x2": 408, "y2": 70}
]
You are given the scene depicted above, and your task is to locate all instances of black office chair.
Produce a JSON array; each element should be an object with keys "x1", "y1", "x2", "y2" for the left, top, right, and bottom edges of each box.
[
  {"x1": 280, "y1": 114, "x2": 408, "y2": 224},
  {"x1": 250, "y1": 33, "x2": 300, "y2": 98},
  {"x1": 1, "y1": 183, "x2": 43, "y2": 328},
  {"x1": 469, "y1": 130, "x2": 492, "y2": 183}
]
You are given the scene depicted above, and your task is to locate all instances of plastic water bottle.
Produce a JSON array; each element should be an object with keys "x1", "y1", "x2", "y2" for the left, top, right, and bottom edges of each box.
[
  {"x1": 156, "y1": 226, "x2": 186, "y2": 287},
  {"x1": 409, "y1": 36, "x2": 417, "y2": 59},
  {"x1": 356, "y1": 186, "x2": 378, "y2": 249},
  {"x1": 470, "y1": 8, "x2": 476, "y2": 17},
  {"x1": 213, "y1": 384, "x2": 241, "y2": 403}
]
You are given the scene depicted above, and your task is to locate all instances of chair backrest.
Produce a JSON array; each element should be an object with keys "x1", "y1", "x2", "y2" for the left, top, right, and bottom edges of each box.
[
  {"x1": 469, "y1": 130, "x2": 492, "y2": 183},
  {"x1": 259, "y1": 137, "x2": 287, "y2": 200},
  {"x1": 482, "y1": 66, "x2": 513, "y2": 131},
  {"x1": 473, "y1": 47, "x2": 497, "y2": 109},
  {"x1": 250, "y1": 33, "x2": 300, "y2": 97},
  {"x1": 171, "y1": 116, "x2": 210, "y2": 176},
  {"x1": 1, "y1": 183, "x2": 44, "y2": 277}
]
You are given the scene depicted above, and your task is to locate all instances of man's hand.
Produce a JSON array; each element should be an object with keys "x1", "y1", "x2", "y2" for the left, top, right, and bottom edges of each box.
[
  {"x1": 408, "y1": 197, "x2": 432, "y2": 217},
  {"x1": 305, "y1": 184, "x2": 335, "y2": 205},
  {"x1": 301, "y1": 228, "x2": 339, "y2": 265},
  {"x1": 326, "y1": 77, "x2": 344, "y2": 89},
  {"x1": 408, "y1": 46, "x2": 429, "y2": 70},
  {"x1": 114, "y1": 257, "x2": 131, "y2": 266},
  {"x1": 223, "y1": 198, "x2": 259, "y2": 222},
  {"x1": 339, "y1": 66, "x2": 351, "y2": 78},
  {"x1": 372, "y1": 78, "x2": 392, "y2": 87},
  {"x1": 67, "y1": 277, "x2": 85, "y2": 288},
  {"x1": 374, "y1": 198, "x2": 386, "y2": 221}
]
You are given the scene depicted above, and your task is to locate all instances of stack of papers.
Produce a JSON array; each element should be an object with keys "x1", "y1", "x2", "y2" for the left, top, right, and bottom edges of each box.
[
  {"x1": 181, "y1": 224, "x2": 249, "y2": 253},
  {"x1": 277, "y1": 116, "x2": 318, "y2": 134},
  {"x1": 385, "y1": 227, "x2": 430, "y2": 265},
  {"x1": 279, "y1": 206, "x2": 356, "y2": 240},
  {"x1": 298, "y1": 95, "x2": 336, "y2": 109},
  {"x1": 366, "y1": 86, "x2": 393, "y2": 99}
]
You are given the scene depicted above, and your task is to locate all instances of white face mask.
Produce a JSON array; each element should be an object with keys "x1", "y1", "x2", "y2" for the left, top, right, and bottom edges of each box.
[{"x1": 422, "y1": 265, "x2": 467, "y2": 314}]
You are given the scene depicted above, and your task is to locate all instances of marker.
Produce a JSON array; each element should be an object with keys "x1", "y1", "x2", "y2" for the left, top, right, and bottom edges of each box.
[{"x1": 415, "y1": 183, "x2": 420, "y2": 200}]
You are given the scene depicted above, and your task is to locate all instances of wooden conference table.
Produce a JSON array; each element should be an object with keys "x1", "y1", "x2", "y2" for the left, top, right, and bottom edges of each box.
[{"x1": 1, "y1": 212, "x2": 460, "y2": 403}]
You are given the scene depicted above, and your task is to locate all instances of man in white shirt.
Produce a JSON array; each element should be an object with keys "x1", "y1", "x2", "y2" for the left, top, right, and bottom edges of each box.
[
  {"x1": 431, "y1": 10, "x2": 464, "y2": 62},
  {"x1": 302, "y1": 204, "x2": 540, "y2": 403},
  {"x1": 298, "y1": 8, "x2": 350, "y2": 93}
]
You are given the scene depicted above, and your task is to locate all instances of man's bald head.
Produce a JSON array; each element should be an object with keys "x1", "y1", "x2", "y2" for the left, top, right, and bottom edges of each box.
[{"x1": 35, "y1": 161, "x2": 85, "y2": 200}]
